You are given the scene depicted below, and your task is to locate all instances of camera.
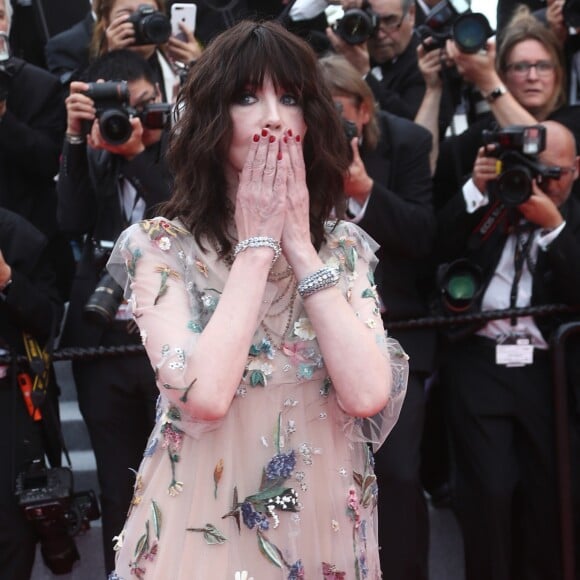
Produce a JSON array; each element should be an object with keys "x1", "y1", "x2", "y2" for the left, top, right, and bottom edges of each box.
[
  {"x1": 416, "y1": 0, "x2": 493, "y2": 54},
  {"x1": 482, "y1": 125, "x2": 561, "y2": 207},
  {"x1": 563, "y1": 0, "x2": 580, "y2": 28},
  {"x1": 332, "y1": 3, "x2": 378, "y2": 45},
  {"x1": 15, "y1": 461, "x2": 100, "y2": 574},
  {"x1": 83, "y1": 81, "x2": 172, "y2": 145},
  {"x1": 334, "y1": 102, "x2": 358, "y2": 162},
  {"x1": 128, "y1": 4, "x2": 171, "y2": 46},
  {"x1": 84, "y1": 272, "x2": 125, "y2": 326}
]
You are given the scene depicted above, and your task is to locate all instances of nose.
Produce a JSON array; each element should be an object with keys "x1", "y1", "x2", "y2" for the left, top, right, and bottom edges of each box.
[
  {"x1": 527, "y1": 65, "x2": 539, "y2": 80},
  {"x1": 263, "y1": 99, "x2": 283, "y2": 132}
]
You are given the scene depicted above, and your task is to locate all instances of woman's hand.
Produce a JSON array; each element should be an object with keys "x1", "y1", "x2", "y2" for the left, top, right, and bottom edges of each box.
[
  {"x1": 280, "y1": 130, "x2": 319, "y2": 272},
  {"x1": 166, "y1": 22, "x2": 202, "y2": 65},
  {"x1": 105, "y1": 14, "x2": 135, "y2": 51},
  {"x1": 65, "y1": 81, "x2": 96, "y2": 136},
  {"x1": 234, "y1": 129, "x2": 287, "y2": 244}
]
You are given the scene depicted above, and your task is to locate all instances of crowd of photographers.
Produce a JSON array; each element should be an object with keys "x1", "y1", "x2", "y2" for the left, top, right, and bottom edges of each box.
[{"x1": 0, "y1": 0, "x2": 579, "y2": 579}]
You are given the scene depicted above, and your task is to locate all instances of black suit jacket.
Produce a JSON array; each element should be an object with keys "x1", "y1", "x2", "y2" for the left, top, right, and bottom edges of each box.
[
  {"x1": 57, "y1": 139, "x2": 172, "y2": 349},
  {"x1": 44, "y1": 12, "x2": 93, "y2": 84},
  {"x1": 357, "y1": 111, "x2": 437, "y2": 373}
]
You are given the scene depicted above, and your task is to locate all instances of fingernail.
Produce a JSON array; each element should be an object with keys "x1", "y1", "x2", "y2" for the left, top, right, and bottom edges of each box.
[
  {"x1": 261, "y1": 128, "x2": 269, "y2": 137},
  {"x1": 295, "y1": 134, "x2": 301, "y2": 143},
  {"x1": 283, "y1": 135, "x2": 288, "y2": 143},
  {"x1": 287, "y1": 128, "x2": 293, "y2": 137},
  {"x1": 253, "y1": 134, "x2": 260, "y2": 142},
  {"x1": 277, "y1": 151, "x2": 283, "y2": 160},
  {"x1": 269, "y1": 135, "x2": 276, "y2": 143}
]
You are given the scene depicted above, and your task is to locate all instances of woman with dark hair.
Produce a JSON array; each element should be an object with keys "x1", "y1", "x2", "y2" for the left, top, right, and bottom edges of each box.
[{"x1": 106, "y1": 19, "x2": 408, "y2": 579}]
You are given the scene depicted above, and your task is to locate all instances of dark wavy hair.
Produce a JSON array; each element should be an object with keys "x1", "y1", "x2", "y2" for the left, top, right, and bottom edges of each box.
[{"x1": 162, "y1": 20, "x2": 350, "y2": 256}]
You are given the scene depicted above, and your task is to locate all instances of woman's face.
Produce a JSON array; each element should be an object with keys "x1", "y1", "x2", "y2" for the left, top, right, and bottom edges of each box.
[
  {"x1": 503, "y1": 39, "x2": 558, "y2": 120},
  {"x1": 226, "y1": 74, "x2": 307, "y2": 184}
]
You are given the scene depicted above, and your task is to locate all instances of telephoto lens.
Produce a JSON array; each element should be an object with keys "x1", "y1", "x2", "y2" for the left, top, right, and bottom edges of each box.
[{"x1": 84, "y1": 272, "x2": 125, "y2": 325}]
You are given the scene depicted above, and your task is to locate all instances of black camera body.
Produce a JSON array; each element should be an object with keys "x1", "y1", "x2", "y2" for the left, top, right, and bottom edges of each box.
[
  {"x1": 15, "y1": 461, "x2": 100, "y2": 574},
  {"x1": 482, "y1": 125, "x2": 561, "y2": 207},
  {"x1": 416, "y1": 0, "x2": 493, "y2": 53},
  {"x1": 128, "y1": 4, "x2": 171, "y2": 46},
  {"x1": 83, "y1": 81, "x2": 172, "y2": 145},
  {"x1": 563, "y1": 0, "x2": 580, "y2": 28},
  {"x1": 333, "y1": 3, "x2": 378, "y2": 45},
  {"x1": 334, "y1": 102, "x2": 358, "y2": 162}
]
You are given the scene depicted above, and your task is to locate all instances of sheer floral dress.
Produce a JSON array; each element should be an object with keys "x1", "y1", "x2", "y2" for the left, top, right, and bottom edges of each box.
[{"x1": 106, "y1": 217, "x2": 408, "y2": 580}]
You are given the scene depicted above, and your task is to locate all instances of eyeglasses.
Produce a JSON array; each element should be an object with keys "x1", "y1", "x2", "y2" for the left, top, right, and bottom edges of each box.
[
  {"x1": 376, "y1": 9, "x2": 409, "y2": 33},
  {"x1": 504, "y1": 60, "x2": 556, "y2": 77}
]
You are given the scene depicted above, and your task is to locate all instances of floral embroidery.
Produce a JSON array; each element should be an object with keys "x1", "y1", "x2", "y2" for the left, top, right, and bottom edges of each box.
[
  {"x1": 186, "y1": 523, "x2": 228, "y2": 544},
  {"x1": 265, "y1": 450, "x2": 296, "y2": 480},
  {"x1": 322, "y1": 562, "x2": 346, "y2": 579},
  {"x1": 288, "y1": 560, "x2": 305, "y2": 579},
  {"x1": 213, "y1": 459, "x2": 224, "y2": 499},
  {"x1": 250, "y1": 337, "x2": 275, "y2": 359},
  {"x1": 346, "y1": 487, "x2": 361, "y2": 529},
  {"x1": 153, "y1": 265, "x2": 180, "y2": 305},
  {"x1": 187, "y1": 320, "x2": 203, "y2": 333},
  {"x1": 125, "y1": 247, "x2": 142, "y2": 279},
  {"x1": 140, "y1": 218, "x2": 188, "y2": 245},
  {"x1": 195, "y1": 259, "x2": 209, "y2": 277},
  {"x1": 160, "y1": 407, "x2": 184, "y2": 495},
  {"x1": 247, "y1": 360, "x2": 274, "y2": 387},
  {"x1": 128, "y1": 501, "x2": 162, "y2": 578},
  {"x1": 293, "y1": 318, "x2": 315, "y2": 341}
]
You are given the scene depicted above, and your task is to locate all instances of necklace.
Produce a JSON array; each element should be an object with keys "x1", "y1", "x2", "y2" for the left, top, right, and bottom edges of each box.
[{"x1": 261, "y1": 284, "x2": 298, "y2": 350}]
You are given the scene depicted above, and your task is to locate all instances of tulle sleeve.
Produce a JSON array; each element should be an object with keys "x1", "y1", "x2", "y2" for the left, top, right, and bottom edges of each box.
[
  {"x1": 322, "y1": 221, "x2": 409, "y2": 452},
  {"x1": 107, "y1": 218, "x2": 224, "y2": 439}
]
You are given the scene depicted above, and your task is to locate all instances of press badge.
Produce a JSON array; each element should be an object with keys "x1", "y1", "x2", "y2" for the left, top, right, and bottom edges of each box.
[{"x1": 495, "y1": 335, "x2": 534, "y2": 367}]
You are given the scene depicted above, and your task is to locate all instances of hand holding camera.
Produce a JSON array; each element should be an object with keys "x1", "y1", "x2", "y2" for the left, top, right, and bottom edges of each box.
[{"x1": 106, "y1": 4, "x2": 171, "y2": 51}]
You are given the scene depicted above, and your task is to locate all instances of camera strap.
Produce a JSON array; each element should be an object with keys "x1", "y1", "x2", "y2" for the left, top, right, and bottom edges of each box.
[
  {"x1": 467, "y1": 199, "x2": 510, "y2": 251},
  {"x1": 509, "y1": 222, "x2": 536, "y2": 326},
  {"x1": 21, "y1": 332, "x2": 50, "y2": 418}
]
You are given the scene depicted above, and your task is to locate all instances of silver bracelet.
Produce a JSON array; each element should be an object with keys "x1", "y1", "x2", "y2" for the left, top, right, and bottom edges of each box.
[
  {"x1": 297, "y1": 266, "x2": 340, "y2": 299},
  {"x1": 233, "y1": 236, "x2": 281, "y2": 265},
  {"x1": 65, "y1": 133, "x2": 86, "y2": 145}
]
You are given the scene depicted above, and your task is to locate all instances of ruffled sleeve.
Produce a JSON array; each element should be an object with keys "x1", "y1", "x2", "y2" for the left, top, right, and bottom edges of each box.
[
  {"x1": 322, "y1": 221, "x2": 409, "y2": 452},
  {"x1": 107, "y1": 217, "x2": 224, "y2": 439}
]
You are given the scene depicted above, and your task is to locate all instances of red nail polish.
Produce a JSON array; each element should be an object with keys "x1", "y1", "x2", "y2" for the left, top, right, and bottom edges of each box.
[
  {"x1": 283, "y1": 135, "x2": 288, "y2": 143},
  {"x1": 253, "y1": 134, "x2": 260, "y2": 142},
  {"x1": 277, "y1": 151, "x2": 283, "y2": 160},
  {"x1": 261, "y1": 128, "x2": 268, "y2": 137},
  {"x1": 287, "y1": 128, "x2": 293, "y2": 137},
  {"x1": 269, "y1": 135, "x2": 276, "y2": 143},
  {"x1": 295, "y1": 134, "x2": 301, "y2": 143}
]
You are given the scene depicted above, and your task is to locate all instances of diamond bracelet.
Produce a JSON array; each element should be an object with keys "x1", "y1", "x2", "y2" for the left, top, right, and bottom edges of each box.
[
  {"x1": 233, "y1": 236, "x2": 281, "y2": 265},
  {"x1": 297, "y1": 266, "x2": 340, "y2": 299}
]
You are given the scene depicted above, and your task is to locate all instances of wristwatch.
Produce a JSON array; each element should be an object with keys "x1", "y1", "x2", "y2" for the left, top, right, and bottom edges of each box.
[{"x1": 485, "y1": 85, "x2": 507, "y2": 103}]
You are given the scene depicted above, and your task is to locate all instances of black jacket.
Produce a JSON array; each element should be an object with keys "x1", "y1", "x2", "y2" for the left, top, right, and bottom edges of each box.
[{"x1": 358, "y1": 111, "x2": 437, "y2": 373}]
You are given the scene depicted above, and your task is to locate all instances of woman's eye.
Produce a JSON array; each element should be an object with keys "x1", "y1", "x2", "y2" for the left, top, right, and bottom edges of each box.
[
  {"x1": 281, "y1": 93, "x2": 298, "y2": 106},
  {"x1": 236, "y1": 92, "x2": 257, "y2": 106}
]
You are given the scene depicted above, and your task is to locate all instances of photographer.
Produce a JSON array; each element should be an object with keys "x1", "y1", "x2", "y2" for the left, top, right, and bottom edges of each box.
[
  {"x1": 319, "y1": 53, "x2": 435, "y2": 580},
  {"x1": 57, "y1": 49, "x2": 172, "y2": 574},
  {"x1": 0, "y1": 0, "x2": 74, "y2": 303},
  {"x1": 0, "y1": 208, "x2": 64, "y2": 579},
  {"x1": 433, "y1": 6, "x2": 580, "y2": 209},
  {"x1": 91, "y1": 0, "x2": 202, "y2": 103},
  {"x1": 435, "y1": 120, "x2": 580, "y2": 580}
]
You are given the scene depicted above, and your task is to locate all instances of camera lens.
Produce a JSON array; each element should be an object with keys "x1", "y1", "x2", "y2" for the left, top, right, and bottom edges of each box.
[
  {"x1": 452, "y1": 13, "x2": 490, "y2": 53},
  {"x1": 440, "y1": 259, "x2": 483, "y2": 313},
  {"x1": 335, "y1": 9, "x2": 376, "y2": 45},
  {"x1": 496, "y1": 166, "x2": 533, "y2": 207},
  {"x1": 84, "y1": 273, "x2": 124, "y2": 325},
  {"x1": 139, "y1": 12, "x2": 171, "y2": 45},
  {"x1": 98, "y1": 109, "x2": 133, "y2": 145}
]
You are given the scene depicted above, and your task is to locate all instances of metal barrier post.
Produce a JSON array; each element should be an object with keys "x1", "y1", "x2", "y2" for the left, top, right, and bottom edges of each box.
[{"x1": 551, "y1": 322, "x2": 580, "y2": 580}]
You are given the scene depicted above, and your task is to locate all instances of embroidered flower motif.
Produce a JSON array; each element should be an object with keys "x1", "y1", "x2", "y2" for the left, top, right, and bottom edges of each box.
[
  {"x1": 249, "y1": 337, "x2": 275, "y2": 359},
  {"x1": 157, "y1": 236, "x2": 171, "y2": 251},
  {"x1": 347, "y1": 487, "x2": 361, "y2": 529},
  {"x1": 266, "y1": 450, "x2": 296, "y2": 480},
  {"x1": 112, "y1": 529, "x2": 126, "y2": 551},
  {"x1": 234, "y1": 572, "x2": 255, "y2": 580},
  {"x1": 365, "y1": 319, "x2": 377, "y2": 329},
  {"x1": 297, "y1": 364, "x2": 315, "y2": 380},
  {"x1": 247, "y1": 360, "x2": 274, "y2": 387},
  {"x1": 195, "y1": 259, "x2": 209, "y2": 277},
  {"x1": 201, "y1": 292, "x2": 218, "y2": 311},
  {"x1": 161, "y1": 407, "x2": 185, "y2": 495},
  {"x1": 241, "y1": 501, "x2": 270, "y2": 531},
  {"x1": 187, "y1": 320, "x2": 203, "y2": 333},
  {"x1": 288, "y1": 560, "x2": 305, "y2": 579},
  {"x1": 331, "y1": 519, "x2": 340, "y2": 532},
  {"x1": 293, "y1": 318, "x2": 316, "y2": 341}
]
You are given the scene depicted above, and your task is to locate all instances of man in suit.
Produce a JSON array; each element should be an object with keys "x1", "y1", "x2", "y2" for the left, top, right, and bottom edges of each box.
[
  {"x1": 320, "y1": 53, "x2": 435, "y2": 580},
  {"x1": 57, "y1": 49, "x2": 172, "y2": 575},
  {"x1": 436, "y1": 120, "x2": 580, "y2": 580},
  {"x1": 44, "y1": 2, "x2": 94, "y2": 85}
]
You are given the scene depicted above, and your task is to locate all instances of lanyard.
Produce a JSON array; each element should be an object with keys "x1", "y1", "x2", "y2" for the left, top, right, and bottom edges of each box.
[{"x1": 509, "y1": 223, "x2": 536, "y2": 326}]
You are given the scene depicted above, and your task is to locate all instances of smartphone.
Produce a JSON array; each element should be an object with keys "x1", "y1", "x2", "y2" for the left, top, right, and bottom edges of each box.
[{"x1": 171, "y1": 3, "x2": 197, "y2": 42}]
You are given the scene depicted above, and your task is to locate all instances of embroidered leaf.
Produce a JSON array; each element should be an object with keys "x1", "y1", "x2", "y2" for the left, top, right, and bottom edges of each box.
[
  {"x1": 345, "y1": 246, "x2": 357, "y2": 272},
  {"x1": 361, "y1": 474, "x2": 377, "y2": 508},
  {"x1": 362, "y1": 288, "x2": 376, "y2": 300},
  {"x1": 257, "y1": 531, "x2": 283, "y2": 568},
  {"x1": 245, "y1": 486, "x2": 290, "y2": 504},
  {"x1": 195, "y1": 259, "x2": 209, "y2": 277},
  {"x1": 221, "y1": 486, "x2": 240, "y2": 533},
  {"x1": 213, "y1": 459, "x2": 224, "y2": 499},
  {"x1": 151, "y1": 500, "x2": 162, "y2": 539},
  {"x1": 353, "y1": 470, "x2": 363, "y2": 488},
  {"x1": 187, "y1": 524, "x2": 227, "y2": 545},
  {"x1": 134, "y1": 520, "x2": 150, "y2": 561},
  {"x1": 250, "y1": 370, "x2": 266, "y2": 387},
  {"x1": 367, "y1": 270, "x2": 375, "y2": 286}
]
